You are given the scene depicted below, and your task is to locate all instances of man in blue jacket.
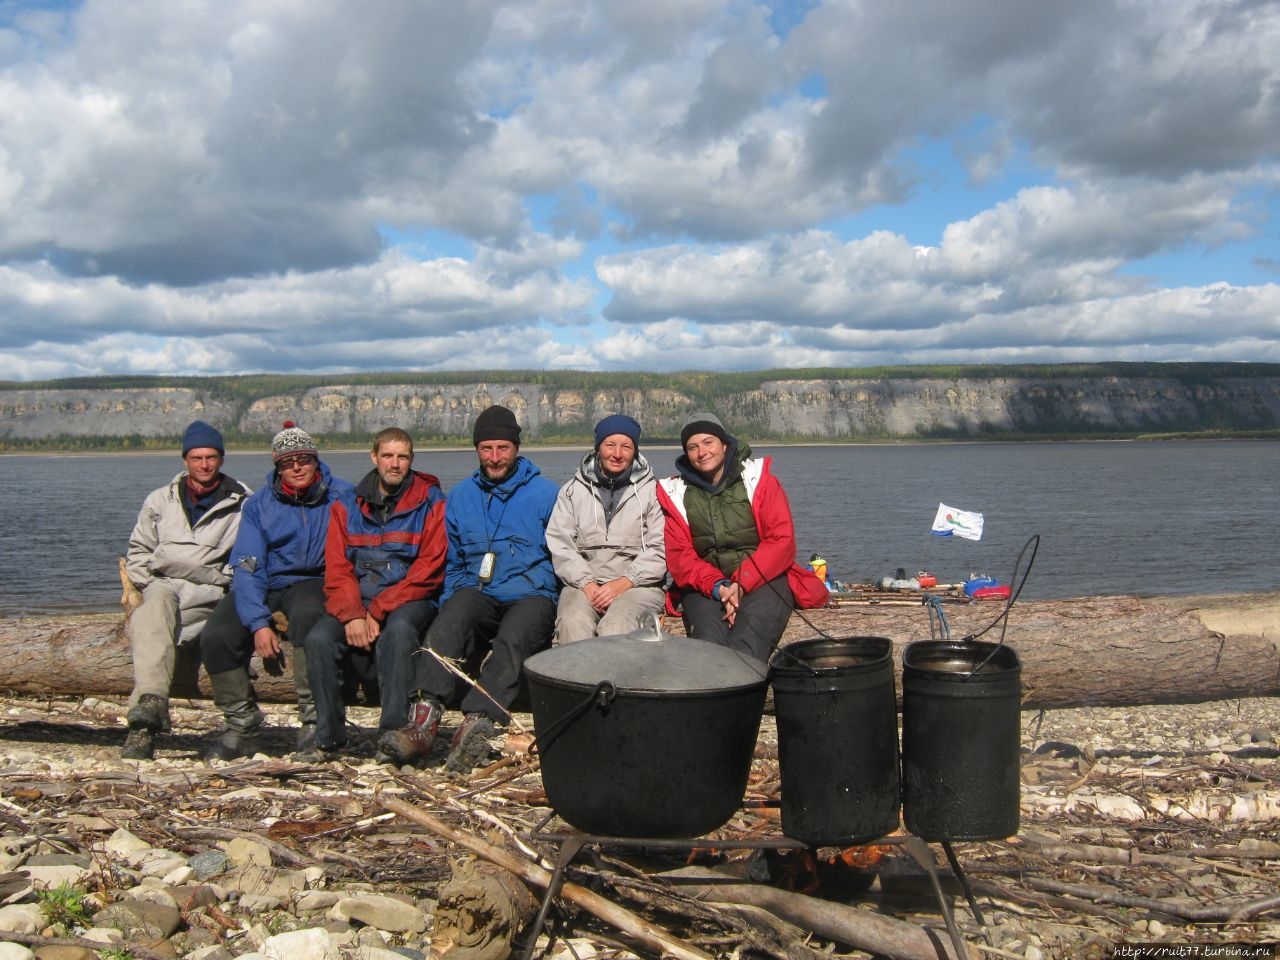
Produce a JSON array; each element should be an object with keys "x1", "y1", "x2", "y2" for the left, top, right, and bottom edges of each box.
[
  {"x1": 377, "y1": 405, "x2": 558, "y2": 771},
  {"x1": 198, "y1": 423, "x2": 353, "y2": 760}
]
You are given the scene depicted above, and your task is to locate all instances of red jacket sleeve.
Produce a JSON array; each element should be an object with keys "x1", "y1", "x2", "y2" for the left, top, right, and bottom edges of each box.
[
  {"x1": 368, "y1": 499, "x2": 448, "y2": 622},
  {"x1": 656, "y1": 483, "x2": 725, "y2": 599},
  {"x1": 323, "y1": 501, "x2": 366, "y2": 624}
]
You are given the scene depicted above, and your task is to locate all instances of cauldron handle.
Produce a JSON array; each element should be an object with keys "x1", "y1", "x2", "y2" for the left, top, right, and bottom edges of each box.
[{"x1": 529, "y1": 680, "x2": 617, "y2": 758}]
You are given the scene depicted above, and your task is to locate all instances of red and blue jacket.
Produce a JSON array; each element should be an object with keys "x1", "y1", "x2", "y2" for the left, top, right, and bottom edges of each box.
[{"x1": 324, "y1": 469, "x2": 448, "y2": 625}]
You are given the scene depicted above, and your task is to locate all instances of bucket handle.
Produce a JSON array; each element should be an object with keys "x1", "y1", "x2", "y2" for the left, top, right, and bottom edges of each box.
[
  {"x1": 955, "y1": 533, "x2": 1040, "y2": 680},
  {"x1": 529, "y1": 680, "x2": 617, "y2": 758}
]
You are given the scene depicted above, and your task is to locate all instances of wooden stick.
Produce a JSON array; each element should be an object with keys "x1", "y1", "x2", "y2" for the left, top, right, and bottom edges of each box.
[
  {"x1": 380, "y1": 796, "x2": 713, "y2": 960},
  {"x1": 663, "y1": 866, "x2": 975, "y2": 960}
]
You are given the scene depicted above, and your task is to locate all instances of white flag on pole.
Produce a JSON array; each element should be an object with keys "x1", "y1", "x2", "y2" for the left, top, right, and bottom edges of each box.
[{"x1": 931, "y1": 503, "x2": 984, "y2": 541}]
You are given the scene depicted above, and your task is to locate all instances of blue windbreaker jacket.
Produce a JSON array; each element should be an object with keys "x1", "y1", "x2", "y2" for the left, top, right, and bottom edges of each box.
[
  {"x1": 229, "y1": 462, "x2": 354, "y2": 633},
  {"x1": 442, "y1": 456, "x2": 559, "y2": 605}
]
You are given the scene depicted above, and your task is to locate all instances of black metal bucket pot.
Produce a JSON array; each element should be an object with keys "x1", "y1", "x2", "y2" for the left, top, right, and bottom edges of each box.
[
  {"x1": 900, "y1": 640, "x2": 1022, "y2": 841},
  {"x1": 770, "y1": 636, "x2": 901, "y2": 845},
  {"x1": 524, "y1": 629, "x2": 769, "y2": 839}
]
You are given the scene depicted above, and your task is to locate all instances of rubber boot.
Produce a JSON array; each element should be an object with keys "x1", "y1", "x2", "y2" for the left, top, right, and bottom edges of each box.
[
  {"x1": 290, "y1": 642, "x2": 317, "y2": 751},
  {"x1": 204, "y1": 668, "x2": 265, "y2": 761}
]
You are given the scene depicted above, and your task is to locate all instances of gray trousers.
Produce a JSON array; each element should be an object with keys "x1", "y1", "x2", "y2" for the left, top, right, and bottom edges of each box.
[
  {"x1": 553, "y1": 584, "x2": 666, "y2": 644},
  {"x1": 680, "y1": 575, "x2": 794, "y2": 663},
  {"x1": 126, "y1": 580, "x2": 213, "y2": 709}
]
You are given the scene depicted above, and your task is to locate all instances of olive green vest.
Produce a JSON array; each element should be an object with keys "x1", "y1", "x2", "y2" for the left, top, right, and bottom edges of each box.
[{"x1": 682, "y1": 478, "x2": 759, "y2": 576}]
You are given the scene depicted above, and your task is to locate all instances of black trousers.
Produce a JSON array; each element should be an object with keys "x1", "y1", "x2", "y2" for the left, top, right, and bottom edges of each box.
[
  {"x1": 305, "y1": 600, "x2": 436, "y2": 750},
  {"x1": 199, "y1": 578, "x2": 326, "y2": 674},
  {"x1": 680, "y1": 575, "x2": 794, "y2": 663},
  {"x1": 413, "y1": 587, "x2": 556, "y2": 722}
]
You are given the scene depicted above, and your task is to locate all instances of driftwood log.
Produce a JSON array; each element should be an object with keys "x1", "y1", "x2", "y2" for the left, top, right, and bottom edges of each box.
[{"x1": 0, "y1": 592, "x2": 1277, "y2": 707}]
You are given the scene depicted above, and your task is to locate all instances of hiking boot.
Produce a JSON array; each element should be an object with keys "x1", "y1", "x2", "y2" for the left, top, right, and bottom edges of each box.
[
  {"x1": 444, "y1": 713, "x2": 498, "y2": 773},
  {"x1": 126, "y1": 693, "x2": 170, "y2": 733},
  {"x1": 295, "y1": 722, "x2": 318, "y2": 755},
  {"x1": 120, "y1": 727, "x2": 155, "y2": 761},
  {"x1": 203, "y1": 725, "x2": 263, "y2": 762},
  {"x1": 295, "y1": 740, "x2": 346, "y2": 763},
  {"x1": 375, "y1": 698, "x2": 442, "y2": 767}
]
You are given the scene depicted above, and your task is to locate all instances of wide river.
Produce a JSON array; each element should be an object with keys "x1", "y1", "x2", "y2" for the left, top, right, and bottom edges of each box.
[{"x1": 1, "y1": 439, "x2": 1276, "y2": 618}]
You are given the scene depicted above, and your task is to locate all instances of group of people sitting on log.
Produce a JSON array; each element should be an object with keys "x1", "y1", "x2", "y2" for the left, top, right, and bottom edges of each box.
[{"x1": 121, "y1": 407, "x2": 828, "y2": 769}]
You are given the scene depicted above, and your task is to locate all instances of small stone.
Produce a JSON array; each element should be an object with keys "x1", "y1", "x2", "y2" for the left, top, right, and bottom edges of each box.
[
  {"x1": 91, "y1": 898, "x2": 182, "y2": 941},
  {"x1": 225, "y1": 837, "x2": 274, "y2": 868},
  {"x1": 25, "y1": 853, "x2": 91, "y2": 868},
  {"x1": 102, "y1": 827, "x2": 152, "y2": 860},
  {"x1": 124, "y1": 885, "x2": 180, "y2": 910},
  {"x1": 295, "y1": 890, "x2": 345, "y2": 913},
  {"x1": 1147, "y1": 919, "x2": 1167, "y2": 937},
  {"x1": 189, "y1": 850, "x2": 231, "y2": 880},
  {"x1": 0, "y1": 903, "x2": 43, "y2": 934},
  {"x1": 31, "y1": 947, "x2": 96, "y2": 960},
  {"x1": 0, "y1": 942, "x2": 35, "y2": 960},
  {"x1": 260, "y1": 928, "x2": 339, "y2": 960},
  {"x1": 24, "y1": 865, "x2": 91, "y2": 889},
  {"x1": 163, "y1": 864, "x2": 195, "y2": 885},
  {"x1": 1024, "y1": 947, "x2": 1044, "y2": 960},
  {"x1": 78, "y1": 928, "x2": 124, "y2": 945},
  {"x1": 173, "y1": 883, "x2": 223, "y2": 909},
  {"x1": 188, "y1": 948, "x2": 235, "y2": 960},
  {"x1": 1251, "y1": 727, "x2": 1273, "y2": 743},
  {"x1": 138, "y1": 852, "x2": 188, "y2": 878},
  {"x1": 330, "y1": 893, "x2": 427, "y2": 934},
  {"x1": 237, "y1": 892, "x2": 287, "y2": 912}
]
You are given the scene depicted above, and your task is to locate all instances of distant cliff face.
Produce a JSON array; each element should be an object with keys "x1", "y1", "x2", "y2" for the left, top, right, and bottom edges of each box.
[{"x1": 3, "y1": 375, "x2": 1279, "y2": 443}]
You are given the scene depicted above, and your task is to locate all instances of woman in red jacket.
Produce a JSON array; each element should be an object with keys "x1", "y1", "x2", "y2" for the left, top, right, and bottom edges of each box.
[{"x1": 656, "y1": 412, "x2": 828, "y2": 662}]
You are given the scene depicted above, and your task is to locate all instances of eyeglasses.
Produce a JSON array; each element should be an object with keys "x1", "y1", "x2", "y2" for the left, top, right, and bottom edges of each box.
[{"x1": 277, "y1": 455, "x2": 316, "y2": 470}]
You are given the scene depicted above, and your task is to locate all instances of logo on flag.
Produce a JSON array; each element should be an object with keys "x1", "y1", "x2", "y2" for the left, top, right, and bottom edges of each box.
[{"x1": 931, "y1": 503, "x2": 984, "y2": 541}]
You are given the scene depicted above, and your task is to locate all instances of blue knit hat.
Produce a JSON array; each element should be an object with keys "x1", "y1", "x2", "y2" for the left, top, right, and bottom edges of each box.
[
  {"x1": 181, "y1": 420, "x2": 224, "y2": 456},
  {"x1": 594, "y1": 414, "x2": 641, "y2": 450}
]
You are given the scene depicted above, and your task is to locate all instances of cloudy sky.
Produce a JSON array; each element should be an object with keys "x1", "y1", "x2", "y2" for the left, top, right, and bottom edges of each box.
[{"x1": 1, "y1": 0, "x2": 1277, "y2": 380}]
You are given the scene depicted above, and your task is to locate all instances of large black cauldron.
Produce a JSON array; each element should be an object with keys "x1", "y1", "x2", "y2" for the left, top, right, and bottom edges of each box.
[{"x1": 523, "y1": 626, "x2": 769, "y2": 838}]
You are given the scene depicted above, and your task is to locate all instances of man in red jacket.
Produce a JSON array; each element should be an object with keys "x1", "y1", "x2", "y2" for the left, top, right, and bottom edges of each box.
[{"x1": 301, "y1": 427, "x2": 448, "y2": 759}]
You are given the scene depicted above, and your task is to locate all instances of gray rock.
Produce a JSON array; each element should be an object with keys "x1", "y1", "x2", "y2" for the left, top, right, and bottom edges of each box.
[
  {"x1": 101, "y1": 827, "x2": 152, "y2": 861},
  {"x1": 294, "y1": 890, "x2": 344, "y2": 913},
  {"x1": 0, "y1": 903, "x2": 43, "y2": 934},
  {"x1": 330, "y1": 893, "x2": 427, "y2": 934},
  {"x1": 225, "y1": 836, "x2": 274, "y2": 868},
  {"x1": 189, "y1": 850, "x2": 231, "y2": 880},
  {"x1": 187, "y1": 947, "x2": 235, "y2": 960},
  {"x1": 24, "y1": 854, "x2": 91, "y2": 868},
  {"x1": 0, "y1": 942, "x2": 34, "y2": 960},
  {"x1": 259, "y1": 927, "x2": 339, "y2": 959},
  {"x1": 238, "y1": 892, "x2": 287, "y2": 912},
  {"x1": 91, "y1": 898, "x2": 182, "y2": 940},
  {"x1": 24, "y1": 864, "x2": 90, "y2": 889},
  {"x1": 26, "y1": 946, "x2": 96, "y2": 960},
  {"x1": 172, "y1": 884, "x2": 223, "y2": 909}
]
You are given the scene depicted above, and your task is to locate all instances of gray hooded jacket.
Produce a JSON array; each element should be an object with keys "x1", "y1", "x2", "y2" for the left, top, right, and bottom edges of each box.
[{"x1": 546, "y1": 451, "x2": 666, "y2": 590}]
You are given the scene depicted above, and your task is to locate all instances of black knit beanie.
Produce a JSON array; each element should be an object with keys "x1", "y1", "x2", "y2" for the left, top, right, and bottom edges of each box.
[
  {"x1": 472, "y1": 405, "x2": 522, "y2": 445},
  {"x1": 679, "y1": 412, "x2": 729, "y2": 449}
]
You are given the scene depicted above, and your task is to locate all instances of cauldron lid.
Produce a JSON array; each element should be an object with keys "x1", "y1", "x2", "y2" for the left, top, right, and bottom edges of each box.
[{"x1": 524, "y1": 625, "x2": 769, "y2": 694}]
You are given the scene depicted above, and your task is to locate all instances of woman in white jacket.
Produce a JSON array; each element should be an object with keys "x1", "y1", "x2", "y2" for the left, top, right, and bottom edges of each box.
[{"x1": 545, "y1": 414, "x2": 666, "y2": 643}]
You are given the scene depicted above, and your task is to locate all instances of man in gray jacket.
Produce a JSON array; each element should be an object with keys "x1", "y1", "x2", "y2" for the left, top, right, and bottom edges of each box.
[
  {"x1": 546, "y1": 414, "x2": 666, "y2": 643},
  {"x1": 121, "y1": 421, "x2": 249, "y2": 760}
]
